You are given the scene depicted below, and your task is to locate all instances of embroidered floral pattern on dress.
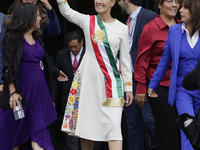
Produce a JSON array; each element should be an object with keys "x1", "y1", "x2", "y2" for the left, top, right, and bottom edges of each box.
[
  {"x1": 62, "y1": 70, "x2": 81, "y2": 132},
  {"x1": 124, "y1": 81, "x2": 132, "y2": 86},
  {"x1": 57, "y1": 0, "x2": 67, "y2": 6}
]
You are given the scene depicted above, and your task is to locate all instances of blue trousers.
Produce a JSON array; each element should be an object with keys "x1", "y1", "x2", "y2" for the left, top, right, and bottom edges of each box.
[
  {"x1": 124, "y1": 78, "x2": 156, "y2": 150},
  {"x1": 176, "y1": 86, "x2": 200, "y2": 150}
]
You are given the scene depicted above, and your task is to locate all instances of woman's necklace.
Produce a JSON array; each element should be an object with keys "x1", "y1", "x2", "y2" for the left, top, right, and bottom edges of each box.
[{"x1": 24, "y1": 37, "x2": 35, "y2": 45}]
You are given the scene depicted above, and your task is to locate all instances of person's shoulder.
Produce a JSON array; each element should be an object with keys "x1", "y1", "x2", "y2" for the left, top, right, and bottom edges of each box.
[
  {"x1": 114, "y1": 19, "x2": 128, "y2": 29},
  {"x1": 167, "y1": 23, "x2": 182, "y2": 37},
  {"x1": 0, "y1": 12, "x2": 6, "y2": 19},
  {"x1": 142, "y1": 17, "x2": 157, "y2": 30},
  {"x1": 57, "y1": 48, "x2": 69, "y2": 56},
  {"x1": 3, "y1": 32, "x2": 21, "y2": 42},
  {"x1": 141, "y1": 8, "x2": 157, "y2": 17},
  {"x1": 170, "y1": 23, "x2": 182, "y2": 31},
  {"x1": 2, "y1": 33, "x2": 23, "y2": 50},
  {"x1": 138, "y1": 8, "x2": 157, "y2": 23},
  {"x1": 144, "y1": 8, "x2": 156, "y2": 14}
]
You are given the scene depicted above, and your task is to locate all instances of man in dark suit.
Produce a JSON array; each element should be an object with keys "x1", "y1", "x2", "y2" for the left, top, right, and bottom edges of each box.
[
  {"x1": 118, "y1": 0, "x2": 157, "y2": 150},
  {"x1": 53, "y1": 30, "x2": 85, "y2": 150}
]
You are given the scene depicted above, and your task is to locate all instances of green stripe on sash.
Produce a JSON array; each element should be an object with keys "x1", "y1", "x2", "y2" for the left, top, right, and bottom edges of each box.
[{"x1": 96, "y1": 15, "x2": 123, "y2": 98}]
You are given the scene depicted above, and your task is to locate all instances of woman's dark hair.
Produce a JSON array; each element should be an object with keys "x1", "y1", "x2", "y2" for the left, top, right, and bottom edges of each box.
[
  {"x1": 179, "y1": 0, "x2": 200, "y2": 36},
  {"x1": 154, "y1": 0, "x2": 165, "y2": 14},
  {"x1": 3, "y1": 3, "x2": 38, "y2": 39},
  {"x1": 7, "y1": 0, "x2": 47, "y2": 29}
]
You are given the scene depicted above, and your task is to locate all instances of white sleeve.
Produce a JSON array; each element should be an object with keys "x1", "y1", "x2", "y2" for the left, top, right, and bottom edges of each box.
[
  {"x1": 120, "y1": 26, "x2": 132, "y2": 92},
  {"x1": 57, "y1": 0, "x2": 89, "y2": 28}
]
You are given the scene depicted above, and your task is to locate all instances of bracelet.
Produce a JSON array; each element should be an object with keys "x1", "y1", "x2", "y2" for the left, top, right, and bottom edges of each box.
[
  {"x1": 57, "y1": 0, "x2": 67, "y2": 6},
  {"x1": 9, "y1": 91, "x2": 17, "y2": 97}
]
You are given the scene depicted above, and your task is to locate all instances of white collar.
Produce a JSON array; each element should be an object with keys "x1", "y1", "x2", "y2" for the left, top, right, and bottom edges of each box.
[
  {"x1": 129, "y1": 6, "x2": 142, "y2": 20},
  {"x1": 181, "y1": 23, "x2": 200, "y2": 36}
]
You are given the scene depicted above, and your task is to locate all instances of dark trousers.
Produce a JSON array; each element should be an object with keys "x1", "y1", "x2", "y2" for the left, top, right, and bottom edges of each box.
[
  {"x1": 147, "y1": 79, "x2": 181, "y2": 150},
  {"x1": 124, "y1": 78, "x2": 156, "y2": 150}
]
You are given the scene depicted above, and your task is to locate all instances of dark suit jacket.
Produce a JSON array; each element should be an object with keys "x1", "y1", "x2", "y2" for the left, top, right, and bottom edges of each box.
[
  {"x1": 129, "y1": 7, "x2": 157, "y2": 68},
  {"x1": 0, "y1": 33, "x2": 60, "y2": 109},
  {"x1": 53, "y1": 47, "x2": 85, "y2": 115}
]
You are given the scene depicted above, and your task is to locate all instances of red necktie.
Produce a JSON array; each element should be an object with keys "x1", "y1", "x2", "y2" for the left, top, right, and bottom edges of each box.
[
  {"x1": 73, "y1": 55, "x2": 78, "y2": 73},
  {"x1": 126, "y1": 17, "x2": 131, "y2": 34}
]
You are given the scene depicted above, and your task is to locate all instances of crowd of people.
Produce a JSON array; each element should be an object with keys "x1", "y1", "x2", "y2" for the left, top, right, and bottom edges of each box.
[{"x1": 1, "y1": 0, "x2": 200, "y2": 150}]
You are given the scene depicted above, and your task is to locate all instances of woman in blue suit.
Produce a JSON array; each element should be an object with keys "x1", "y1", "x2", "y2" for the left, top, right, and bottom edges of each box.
[{"x1": 148, "y1": 0, "x2": 200, "y2": 149}]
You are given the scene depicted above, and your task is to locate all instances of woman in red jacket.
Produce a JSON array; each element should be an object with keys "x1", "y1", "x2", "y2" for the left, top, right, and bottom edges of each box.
[{"x1": 134, "y1": 0, "x2": 181, "y2": 149}]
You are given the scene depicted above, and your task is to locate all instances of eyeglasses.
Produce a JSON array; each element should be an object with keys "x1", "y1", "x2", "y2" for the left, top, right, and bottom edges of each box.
[{"x1": 165, "y1": 0, "x2": 179, "y2": 4}]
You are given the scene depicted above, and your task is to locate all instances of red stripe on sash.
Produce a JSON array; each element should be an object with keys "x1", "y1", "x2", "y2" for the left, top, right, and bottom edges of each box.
[{"x1": 90, "y1": 15, "x2": 112, "y2": 98}]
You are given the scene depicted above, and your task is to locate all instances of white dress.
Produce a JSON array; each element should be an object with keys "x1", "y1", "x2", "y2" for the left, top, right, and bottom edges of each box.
[{"x1": 57, "y1": 1, "x2": 132, "y2": 141}]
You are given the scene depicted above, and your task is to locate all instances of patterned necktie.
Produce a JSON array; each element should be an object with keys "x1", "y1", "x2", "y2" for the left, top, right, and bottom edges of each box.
[
  {"x1": 73, "y1": 55, "x2": 78, "y2": 73},
  {"x1": 126, "y1": 17, "x2": 131, "y2": 35}
]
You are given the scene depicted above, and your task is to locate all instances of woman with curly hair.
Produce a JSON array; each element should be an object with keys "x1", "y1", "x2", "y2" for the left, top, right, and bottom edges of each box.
[{"x1": 0, "y1": 3, "x2": 66, "y2": 150}]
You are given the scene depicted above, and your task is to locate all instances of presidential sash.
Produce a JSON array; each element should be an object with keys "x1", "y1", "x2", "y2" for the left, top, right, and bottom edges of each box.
[{"x1": 90, "y1": 15, "x2": 125, "y2": 107}]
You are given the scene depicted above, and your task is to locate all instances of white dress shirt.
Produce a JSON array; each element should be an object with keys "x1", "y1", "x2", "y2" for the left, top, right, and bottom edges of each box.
[
  {"x1": 128, "y1": 6, "x2": 141, "y2": 72},
  {"x1": 182, "y1": 23, "x2": 199, "y2": 49},
  {"x1": 70, "y1": 46, "x2": 83, "y2": 65}
]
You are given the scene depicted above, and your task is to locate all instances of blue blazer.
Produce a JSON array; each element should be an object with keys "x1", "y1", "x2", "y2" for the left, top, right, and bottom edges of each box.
[
  {"x1": 148, "y1": 23, "x2": 184, "y2": 105},
  {"x1": 129, "y1": 7, "x2": 157, "y2": 68}
]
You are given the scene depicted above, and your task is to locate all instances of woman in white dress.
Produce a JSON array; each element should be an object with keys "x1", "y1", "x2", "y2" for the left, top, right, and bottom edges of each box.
[{"x1": 56, "y1": 0, "x2": 133, "y2": 150}]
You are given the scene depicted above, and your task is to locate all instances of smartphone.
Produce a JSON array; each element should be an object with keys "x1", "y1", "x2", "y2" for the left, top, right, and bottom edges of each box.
[{"x1": 13, "y1": 99, "x2": 25, "y2": 120}]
